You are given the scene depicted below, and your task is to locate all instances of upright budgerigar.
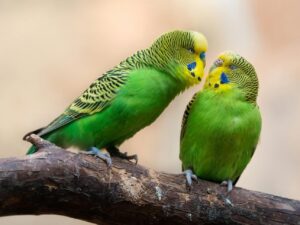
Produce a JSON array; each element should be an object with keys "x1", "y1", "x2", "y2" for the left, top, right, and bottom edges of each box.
[
  {"x1": 180, "y1": 52, "x2": 261, "y2": 191},
  {"x1": 25, "y1": 30, "x2": 208, "y2": 165}
]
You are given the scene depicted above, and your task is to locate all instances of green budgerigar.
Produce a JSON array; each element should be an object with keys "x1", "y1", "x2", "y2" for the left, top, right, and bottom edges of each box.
[
  {"x1": 25, "y1": 30, "x2": 208, "y2": 165},
  {"x1": 180, "y1": 52, "x2": 261, "y2": 191}
]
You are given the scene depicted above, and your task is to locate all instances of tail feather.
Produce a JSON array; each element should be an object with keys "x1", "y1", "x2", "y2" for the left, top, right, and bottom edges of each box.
[{"x1": 26, "y1": 145, "x2": 37, "y2": 155}]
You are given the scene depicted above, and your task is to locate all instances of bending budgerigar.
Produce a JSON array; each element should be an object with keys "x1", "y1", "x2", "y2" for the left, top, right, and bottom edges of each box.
[
  {"x1": 180, "y1": 52, "x2": 261, "y2": 191},
  {"x1": 24, "y1": 30, "x2": 208, "y2": 166}
]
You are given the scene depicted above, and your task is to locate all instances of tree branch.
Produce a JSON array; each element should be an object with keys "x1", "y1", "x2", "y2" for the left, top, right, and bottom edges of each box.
[{"x1": 0, "y1": 135, "x2": 299, "y2": 224}]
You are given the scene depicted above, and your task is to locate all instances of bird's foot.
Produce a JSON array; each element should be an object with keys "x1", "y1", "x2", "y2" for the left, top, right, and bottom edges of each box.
[
  {"x1": 108, "y1": 146, "x2": 138, "y2": 164},
  {"x1": 220, "y1": 179, "x2": 233, "y2": 193},
  {"x1": 220, "y1": 179, "x2": 234, "y2": 206},
  {"x1": 183, "y1": 169, "x2": 197, "y2": 190},
  {"x1": 85, "y1": 147, "x2": 112, "y2": 167}
]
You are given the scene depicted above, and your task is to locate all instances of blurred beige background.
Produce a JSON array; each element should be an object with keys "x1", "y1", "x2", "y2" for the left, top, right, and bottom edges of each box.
[{"x1": 0, "y1": 0, "x2": 299, "y2": 224}]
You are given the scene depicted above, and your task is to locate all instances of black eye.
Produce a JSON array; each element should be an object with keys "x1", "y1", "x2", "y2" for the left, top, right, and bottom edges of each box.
[
  {"x1": 187, "y1": 48, "x2": 195, "y2": 54},
  {"x1": 229, "y1": 64, "x2": 238, "y2": 70}
]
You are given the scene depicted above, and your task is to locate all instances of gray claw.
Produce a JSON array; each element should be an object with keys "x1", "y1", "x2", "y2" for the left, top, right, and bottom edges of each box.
[
  {"x1": 86, "y1": 147, "x2": 112, "y2": 167},
  {"x1": 220, "y1": 180, "x2": 234, "y2": 205},
  {"x1": 221, "y1": 180, "x2": 233, "y2": 193},
  {"x1": 183, "y1": 169, "x2": 197, "y2": 188}
]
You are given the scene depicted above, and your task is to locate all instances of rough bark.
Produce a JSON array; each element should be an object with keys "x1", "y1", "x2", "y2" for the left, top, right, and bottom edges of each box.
[{"x1": 0, "y1": 134, "x2": 299, "y2": 225}]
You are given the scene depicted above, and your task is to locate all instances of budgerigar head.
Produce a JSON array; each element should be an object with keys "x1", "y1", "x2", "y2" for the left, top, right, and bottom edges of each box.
[
  {"x1": 206, "y1": 51, "x2": 259, "y2": 103},
  {"x1": 150, "y1": 30, "x2": 208, "y2": 86}
]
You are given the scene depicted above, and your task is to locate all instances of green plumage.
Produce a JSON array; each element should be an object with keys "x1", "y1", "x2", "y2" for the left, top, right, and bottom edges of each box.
[
  {"x1": 180, "y1": 52, "x2": 261, "y2": 184},
  {"x1": 26, "y1": 30, "x2": 208, "y2": 155}
]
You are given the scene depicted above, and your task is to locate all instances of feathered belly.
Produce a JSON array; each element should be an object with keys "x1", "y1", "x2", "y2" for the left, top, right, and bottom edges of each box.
[
  {"x1": 181, "y1": 95, "x2": 261, "y2": 182},
  {"x1": 54, "y1": 70, "x2": 182, "y2": 149}
]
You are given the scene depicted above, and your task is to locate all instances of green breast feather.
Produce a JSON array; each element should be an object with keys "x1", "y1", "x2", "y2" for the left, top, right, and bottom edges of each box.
[
  {"x1": 25, "y1": 30, "x2": 208, "y2": 154},
  {"x1": 180, "y1": 51, "x2": 262, "y2": 184},
  {"x1": 180, "y1": 89, "x2": 261, "y2": 183}
]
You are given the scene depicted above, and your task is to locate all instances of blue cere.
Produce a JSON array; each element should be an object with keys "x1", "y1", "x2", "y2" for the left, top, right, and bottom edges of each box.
[
  {"x1": 187, "y1": 62, "x2": 197, "y2": 71},
  {"x1": 220, "y1": 72, "x2": 230, "y2": 84},
  {"x1": 200, "y1": 52, "x2": 206, "y2": 60}
]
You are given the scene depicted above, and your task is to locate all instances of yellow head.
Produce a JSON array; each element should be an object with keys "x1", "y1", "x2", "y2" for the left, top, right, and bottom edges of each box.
[
  {"x1": 150, "y1": 30, "x2": 208, "y2": 86},
  {"x1": 205, "y1": 51, "x2": 259, "y2": 103}
]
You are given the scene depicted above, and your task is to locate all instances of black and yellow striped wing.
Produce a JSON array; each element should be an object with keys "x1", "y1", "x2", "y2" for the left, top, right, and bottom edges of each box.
[
  {"x1": 180, "y1": 93, "x2": 197, "y2": 140},
  {"x1": 36, "y1": 72, "x2": 128, "y2": 137}
]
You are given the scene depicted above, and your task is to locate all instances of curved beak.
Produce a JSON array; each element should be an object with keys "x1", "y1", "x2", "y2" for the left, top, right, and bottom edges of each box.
[{"x1": 204, "y1": 66, "x2": 223, "y2": 88}]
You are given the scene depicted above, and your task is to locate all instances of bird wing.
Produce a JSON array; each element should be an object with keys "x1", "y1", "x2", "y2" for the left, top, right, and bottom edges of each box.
[
  {"x1": 35, "y1": 70, "x2": 128, "y2": 137},
  {"x1": 180, "y1": 93, "x2": 198, "y2": 140}
]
